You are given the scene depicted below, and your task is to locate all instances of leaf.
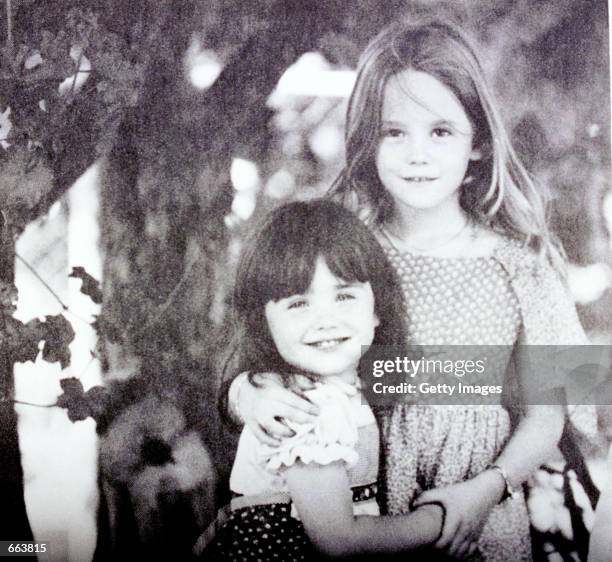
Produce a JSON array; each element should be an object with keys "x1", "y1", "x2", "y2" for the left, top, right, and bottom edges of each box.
[
  {"x1": 4, "y1": 319, "x2": 33, "y2": 363},
  {"x1": 15, "y1": 318, "x2": 45, "y2": 363},
  {"x1": 2, "y1": 317, "x2": 43, "y2": 364},
  {"x1": 56, "y1": 377, "x2": 89, "y2": 422},
  {"x1": 41, "y1": 314, "x2": 75, "y2": 369},
  {"x1": 69, "y1": 266, "x2": 102, "y2": 304},
  {"x1": 58, "y1": 376, "x2": 84, "y2": 396},
  {"x1": 56, "y1": 378, "x2": 108, "y2": 423}
]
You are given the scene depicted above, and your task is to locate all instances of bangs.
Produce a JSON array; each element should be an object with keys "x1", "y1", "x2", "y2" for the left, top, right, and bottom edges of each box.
[
  {"x1": 251, "y1": 219, "x2": 372, "y2": 305},
  {"x1": 236, "y1": 200, "x2": 374, "y2": 311}
]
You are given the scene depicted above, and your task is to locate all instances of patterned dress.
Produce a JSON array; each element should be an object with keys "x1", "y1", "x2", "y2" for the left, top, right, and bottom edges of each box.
[{"x1": 379, "y1": 244, "x2": 533, "y2": 561}]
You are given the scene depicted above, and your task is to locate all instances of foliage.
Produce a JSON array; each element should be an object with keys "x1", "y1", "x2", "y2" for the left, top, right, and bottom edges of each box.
[
  {"x1": 0, "y1": 1, "x2": 149, "y2": 230},
  {"x1": 3, "y1": 3, "x2": 145, "y2": 145},
  {"x1": 69, "y1": 266, "x2": 102, "y2": 304},
  {"x1": 1, "y1": 282, "x2": 74, "y2": 368},
  {"x1": 56, "y1": 377, "x2": 109, "y2": 423},
  {"x1": 0, "y1": 268, "x2": 108, "y2": 423}
]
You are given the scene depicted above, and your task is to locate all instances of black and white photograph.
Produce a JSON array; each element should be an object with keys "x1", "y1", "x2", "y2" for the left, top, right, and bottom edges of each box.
[{"x1": 0, "y1": 1, "x2": 610, "y2": 560}]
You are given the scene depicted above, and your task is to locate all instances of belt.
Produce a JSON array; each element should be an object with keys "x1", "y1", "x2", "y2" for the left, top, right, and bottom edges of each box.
[{"x1": 230, "y1": 481, "x2": 378, "y2": 511}]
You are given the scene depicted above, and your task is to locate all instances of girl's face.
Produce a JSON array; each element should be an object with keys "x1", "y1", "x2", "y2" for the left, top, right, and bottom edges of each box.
[
  {"x1": 376, "y1": 69, "x2": 481, "y2": 216},
  {"x1": 264, "y1": 256, "x2": 379, "y2": 381}
]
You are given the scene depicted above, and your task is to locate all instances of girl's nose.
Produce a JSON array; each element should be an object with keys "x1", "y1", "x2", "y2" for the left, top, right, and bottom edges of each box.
[
  {"x1": 312, "y1": 307, "x2": 338, "y2": 330},
  {"x1": 405, "y1": 135, "x2": 429, "y2": 163}
]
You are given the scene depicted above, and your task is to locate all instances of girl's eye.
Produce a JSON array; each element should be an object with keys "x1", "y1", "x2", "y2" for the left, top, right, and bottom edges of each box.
[
  {"x1": 287, "y1": 299, "x2": 308, "y2": 310},
  {"x1": 432, "y1": 127, "x2": 452, "y2": 138},
  {"x1": 381, "y1": 128, "x2": 404, "y2": 139},
  {"x1": 337, "y1": 292, "x2": 356, "y2": 302}
]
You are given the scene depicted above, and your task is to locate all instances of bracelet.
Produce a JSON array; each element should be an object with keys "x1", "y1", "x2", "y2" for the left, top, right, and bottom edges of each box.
[
  {"x1": 486, "y1": 464, "x2": 518, "y2": 503},
  {"x1": 229, "y1": 372, "x2": 249, "y2": 424},
  {"x1": 414, "y1": 501, "x2": 447, "y2": 544}
]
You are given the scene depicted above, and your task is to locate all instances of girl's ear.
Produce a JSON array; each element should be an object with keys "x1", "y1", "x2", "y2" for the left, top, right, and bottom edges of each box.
[
  {"x1": 374, "y1": 312, "x2": 381, "y2": 328},
  {"x1": 469, "y1": 148, "x2": 482, "y2": 161}
]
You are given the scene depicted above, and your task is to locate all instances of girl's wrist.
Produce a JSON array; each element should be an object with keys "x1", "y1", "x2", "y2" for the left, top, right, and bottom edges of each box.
[
  {"x1": 413, "y1": 501, "x2": 446, "y2": 545},
  {"x1": 478, "y1": 466, "x2": 511, "y2": 504}
]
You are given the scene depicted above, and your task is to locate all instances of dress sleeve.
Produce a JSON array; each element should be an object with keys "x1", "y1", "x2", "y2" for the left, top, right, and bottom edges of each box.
[
  {"x1": 261, "y1": 384, "x2": 360, "y2": 472},
  {"x1": 497, "y1": 241, "x2": 597, "y2": 439},
  {"x1": 529, "y1": 256, "x2": 599, "y2": 439},
  {"x1": 499, "y1": 244, "x2": 587, "y2": 345}
]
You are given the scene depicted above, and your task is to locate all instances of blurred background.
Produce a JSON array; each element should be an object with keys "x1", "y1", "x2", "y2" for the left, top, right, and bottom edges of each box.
[{"x1": 0, "y1": 0, "x2": 610, "y2": 560}]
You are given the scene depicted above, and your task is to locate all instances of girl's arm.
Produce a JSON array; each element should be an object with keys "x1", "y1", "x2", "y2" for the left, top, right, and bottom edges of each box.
[
  {"x1": 228, "y1": 372, "x2": 319, "y2": 445},
  {"x1": 286, "y1": 460, "x2": 443, "y2": 557},
  {"x1": 414, "y1": 404, "x2": 564, "y2": 558},
  {"x1": 486, "y1": 403, "x2": 565, "y2": 492}
]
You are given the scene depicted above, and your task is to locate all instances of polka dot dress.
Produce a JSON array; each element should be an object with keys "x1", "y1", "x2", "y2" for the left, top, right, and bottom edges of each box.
[
  {"x1": 380, "y1": 247, "x2": 533, "y2": 561},
  {"x1": 202, "y1": 382, "x2": 381, "y2": 561},
  {"x1": 203, "y1": 503, "x2": 314, "y2": 561}
]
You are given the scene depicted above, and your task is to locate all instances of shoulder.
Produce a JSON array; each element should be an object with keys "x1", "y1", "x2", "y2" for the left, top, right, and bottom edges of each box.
[
  {"x1": 490, "y1": 237, "x2": 588, "y2": 344},
  {"x1": 491, "y1": 233, "x2": 550, "y2": 279},
  {"x1": 490, "y1": 233, "x2": 568, "y2": 292}
]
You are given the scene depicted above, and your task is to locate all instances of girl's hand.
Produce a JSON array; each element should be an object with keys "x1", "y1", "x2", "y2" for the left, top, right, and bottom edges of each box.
[
  {"x1": 412, "y1": 471, "x2": 504, "y2": 559},
  {"x1": 238, "y1": 373, "x2": 320, "y2": 446}
]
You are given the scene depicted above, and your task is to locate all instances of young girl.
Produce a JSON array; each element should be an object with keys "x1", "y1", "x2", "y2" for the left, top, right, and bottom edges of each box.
[
  {"x1": 229, "y1": 18, "x2": 597, "y2": 561},
  {"x1": 205, "y1": 199, "x2": 446, "y2": 560}
]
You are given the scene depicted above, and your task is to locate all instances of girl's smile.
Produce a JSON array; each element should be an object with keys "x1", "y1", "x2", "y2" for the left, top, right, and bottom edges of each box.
[
  {"x1": 376, "y1": 69, "x2": 481, "y2": 217},
  {"x1": 402, "y1": 176, "x2": 438, "y2": 183},
  {"x1": 264, "y1": 257, "x2": 379, "y2": 381},
  {"x1": 305, "y1": 337, "x2": 349, "y2": 349}
]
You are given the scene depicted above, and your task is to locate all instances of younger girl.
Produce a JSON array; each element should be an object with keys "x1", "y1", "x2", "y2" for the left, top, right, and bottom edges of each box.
[
  {"x1": 230, "y1": 18, "x2": 596, "y2": 561},
  {"x1": 206, "y1": 199, "x2": 445, "y2": 560}
]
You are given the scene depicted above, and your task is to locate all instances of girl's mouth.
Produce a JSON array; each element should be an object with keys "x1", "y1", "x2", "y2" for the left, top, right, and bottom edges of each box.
[
  {"x1": 307, "y1": 337, "x2": 350, "y2": 349},
  {"x1": 403, "y1": 176, "x2": 437, "y2": 183}
]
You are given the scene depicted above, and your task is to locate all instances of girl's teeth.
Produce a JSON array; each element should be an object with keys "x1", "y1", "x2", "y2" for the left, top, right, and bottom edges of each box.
[{"x1": 313, "y1": 338, "x2": 344, "y2": 348}]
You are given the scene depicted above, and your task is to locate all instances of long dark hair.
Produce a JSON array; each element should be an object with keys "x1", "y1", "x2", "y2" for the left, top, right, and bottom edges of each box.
[
  {"x1": 330, "y1": 18, "x2": 562, "y2": 266},
  {"x1": 223, "y1": 199, "x2": 407, "y2": 394}
]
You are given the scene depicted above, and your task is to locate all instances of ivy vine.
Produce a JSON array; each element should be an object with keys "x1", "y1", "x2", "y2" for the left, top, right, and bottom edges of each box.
[{"x1": 0, "y1": 264, "x2": 108, "y2": 424}]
